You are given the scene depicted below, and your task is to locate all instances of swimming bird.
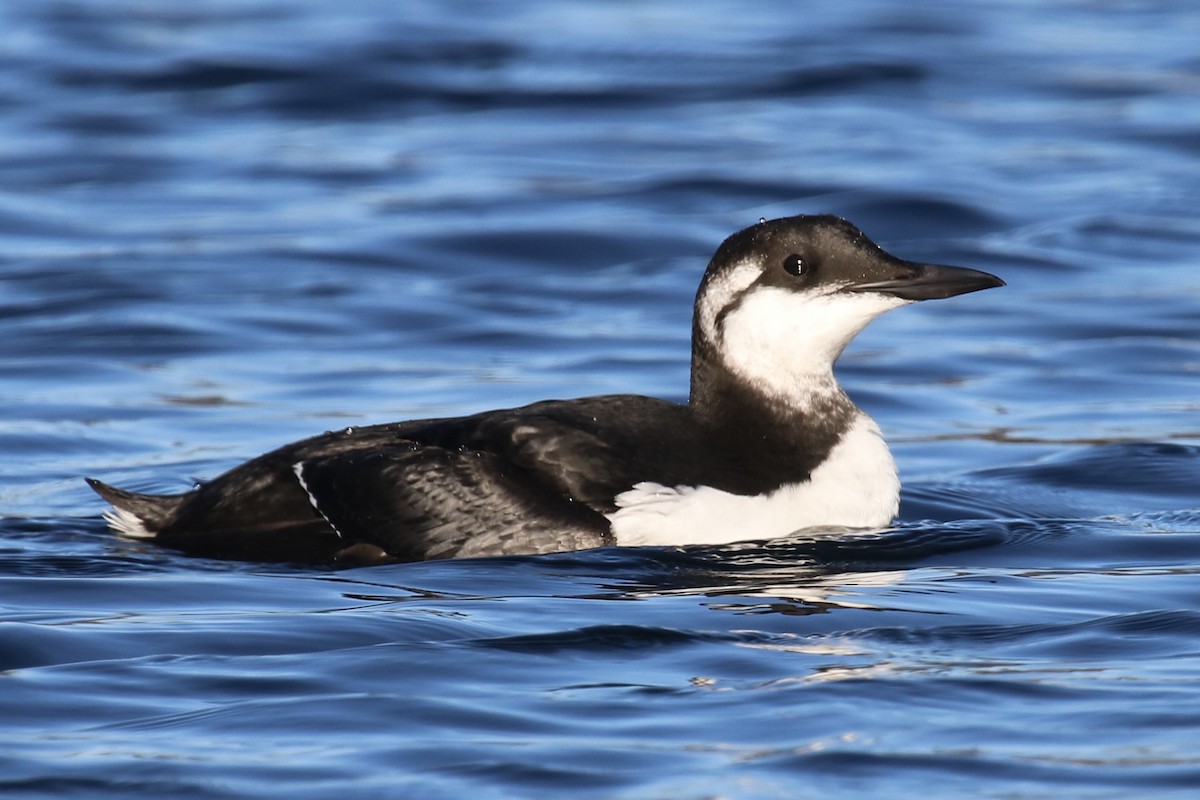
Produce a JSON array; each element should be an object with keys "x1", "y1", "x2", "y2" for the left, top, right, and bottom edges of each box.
[{"x1": 88, "y1": 214, "x2": 1003, "y2": 565}]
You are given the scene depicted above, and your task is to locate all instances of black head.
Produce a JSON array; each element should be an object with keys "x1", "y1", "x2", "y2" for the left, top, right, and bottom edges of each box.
[
  {"x1": 701, "y1": 214, "x2": 1004, "y2": 302},
  {"x1": 691, "y1": 214, "x2": 1004, "y2": 409}
]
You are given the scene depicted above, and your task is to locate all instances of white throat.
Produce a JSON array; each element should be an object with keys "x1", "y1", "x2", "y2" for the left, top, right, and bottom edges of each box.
[{"x1": 698, "y1": 263, "x2": 909, "y2": 408}]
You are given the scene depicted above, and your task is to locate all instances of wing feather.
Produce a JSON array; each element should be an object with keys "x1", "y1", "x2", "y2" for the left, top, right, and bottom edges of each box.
[{"x1": 295, "y1": 442, "x2": 611, "y2": 561}]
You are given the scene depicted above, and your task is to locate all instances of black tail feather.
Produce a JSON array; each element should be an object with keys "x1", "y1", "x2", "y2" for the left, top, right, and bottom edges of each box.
[{"x1": 85, "y1": 477, "x2": 186, "y2": 533}]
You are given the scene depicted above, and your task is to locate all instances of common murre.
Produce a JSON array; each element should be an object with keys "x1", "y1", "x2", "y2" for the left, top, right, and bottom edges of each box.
[{"x1": 88, "y1": 214, "x2": 1004, "y2": 565}]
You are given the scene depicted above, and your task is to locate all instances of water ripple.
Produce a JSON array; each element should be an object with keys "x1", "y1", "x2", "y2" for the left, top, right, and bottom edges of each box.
[{"x1": 4, "y1": 0, "x2": 1200, "y2": 798}]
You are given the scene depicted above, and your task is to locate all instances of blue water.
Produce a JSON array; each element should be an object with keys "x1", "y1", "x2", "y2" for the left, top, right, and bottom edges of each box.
[{"x1": 4, "y1": 0, "x2": 1200, "y2": 797}]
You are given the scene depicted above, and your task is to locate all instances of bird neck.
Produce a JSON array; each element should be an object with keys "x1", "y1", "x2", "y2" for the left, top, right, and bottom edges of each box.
[
  {"x1": 689, "y1": 326, "x2": 851, "y2": 417},
  {"x1": 689, "y1": 343, "x2": 856, "y2": 443}
]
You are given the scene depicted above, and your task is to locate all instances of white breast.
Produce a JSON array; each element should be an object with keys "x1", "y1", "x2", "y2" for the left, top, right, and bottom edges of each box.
[{"x1": 606, "y1": 414, "x2": 899, "y2": 547}]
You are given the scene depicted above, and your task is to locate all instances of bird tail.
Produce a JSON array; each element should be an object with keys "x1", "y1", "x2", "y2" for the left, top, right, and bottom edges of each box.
[{"x1": 85, "y1": 477, "x2": 186, "y2": 539}]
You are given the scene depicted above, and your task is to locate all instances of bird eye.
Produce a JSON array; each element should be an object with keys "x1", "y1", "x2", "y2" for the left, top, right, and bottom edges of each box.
[{"x1": 781, "y1": 253, "x2": 807, "y2": 277}]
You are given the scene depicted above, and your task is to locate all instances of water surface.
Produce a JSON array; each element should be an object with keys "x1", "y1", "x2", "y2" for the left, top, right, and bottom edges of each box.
[{"x1": 3, "y1": 1, "x2": 1200, "y2": 798}]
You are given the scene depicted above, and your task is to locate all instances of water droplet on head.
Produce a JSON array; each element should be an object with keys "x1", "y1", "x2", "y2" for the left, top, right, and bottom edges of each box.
[
  {"x1": 758, "y1": 217, "x2": 767, "y2": 225},
  {"x1": 344, "y1": 426, "x2": 355, "y2": 435}
]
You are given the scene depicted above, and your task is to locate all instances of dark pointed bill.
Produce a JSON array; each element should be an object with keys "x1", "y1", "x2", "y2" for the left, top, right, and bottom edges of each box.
[{"x1": 846, "y1": 262, "x2": 1005, "y2": 301}]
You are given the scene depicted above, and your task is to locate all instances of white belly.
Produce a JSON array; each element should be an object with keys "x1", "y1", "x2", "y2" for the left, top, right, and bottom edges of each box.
[{"x1": 606, "y1": 414, "x2": 899, "y2": 547}]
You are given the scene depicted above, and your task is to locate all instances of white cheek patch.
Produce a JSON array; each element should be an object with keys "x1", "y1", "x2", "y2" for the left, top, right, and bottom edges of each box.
[
  {"x1": 719, "y1": 287, "x2": 907, "y2": 405},
  {"x1": 606, "y1": 415, "x2": 899, "y2": 547},
  {"x1": 697, "y1": 261, "x2": 762, "y2": 346}
]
